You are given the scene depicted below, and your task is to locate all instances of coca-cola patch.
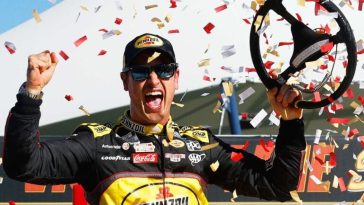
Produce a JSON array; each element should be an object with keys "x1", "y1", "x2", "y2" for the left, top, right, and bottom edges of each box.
[{"x1": 132, "y1": 153, "x2": 158, "y2": 164}]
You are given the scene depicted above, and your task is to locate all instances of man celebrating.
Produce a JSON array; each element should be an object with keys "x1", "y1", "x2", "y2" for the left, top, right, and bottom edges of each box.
[{"x1": 3, "y1": 33, "x2": 305, "y2": 204}]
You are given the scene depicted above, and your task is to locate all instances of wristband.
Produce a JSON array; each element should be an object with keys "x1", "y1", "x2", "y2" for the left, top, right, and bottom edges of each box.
[{"x1": 18, "y1": 82, "x2": 43, "y2": 100}]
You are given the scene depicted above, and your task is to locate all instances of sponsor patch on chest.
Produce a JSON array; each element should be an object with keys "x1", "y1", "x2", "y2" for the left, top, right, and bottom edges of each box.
[
  {"x1": 132, "y1": 153, "x2": 158, "y2": 164},
  {"x1": 185, "y1": 140, "x2": 201, "y2": 151},
  {"x1": 133, "y1": 142, "x2": 156, "y2": 152},
  {"x1": 165, "y1": 153, "x2": 186, "y2": 162}
]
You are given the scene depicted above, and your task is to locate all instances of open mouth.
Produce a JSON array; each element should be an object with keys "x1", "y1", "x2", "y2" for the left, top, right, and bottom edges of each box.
[{"x1": 145, "y1": 91, "x2": 163, "y2": 110}]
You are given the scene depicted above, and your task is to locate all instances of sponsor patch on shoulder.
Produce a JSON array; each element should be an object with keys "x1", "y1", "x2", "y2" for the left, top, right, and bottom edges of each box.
[
  {"x1": 182, "y1": 130, "x2": 209, "y2": 143},
  {"x1": 83, "y1": 123, "x2": 112, "y2": 138}
]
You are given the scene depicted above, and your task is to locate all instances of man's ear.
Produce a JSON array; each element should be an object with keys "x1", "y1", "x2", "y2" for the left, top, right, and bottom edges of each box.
[
  {"x1": 174, "y1": 69, "x2": 180, "y2": 90},
  {"x1": 120, "y1": 72, "x2": 129, "y2": 91}
]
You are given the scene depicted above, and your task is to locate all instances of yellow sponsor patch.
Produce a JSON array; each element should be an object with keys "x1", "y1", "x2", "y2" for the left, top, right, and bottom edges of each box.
[
  {"x1": 134, "y1": 34, "x2": 163, "y2": 48},
  {"x1": 169, "y1": 139, "x2": 185, "y2": 148},
  {"x1": 80, "y1": 123, "x2": 112, "y2": 138},
  {"x1": 182, "y1": 130, "x2": 209, "y2": 143}
]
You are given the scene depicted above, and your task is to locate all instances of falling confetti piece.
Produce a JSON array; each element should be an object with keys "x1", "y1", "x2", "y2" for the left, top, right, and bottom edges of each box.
[
  {"x1": 338, "y1": 177, "x2": 347, "y2": 192},
  {"x1": 201, "y1": 143, "x2": 219, "y2": 151},
  {"x1": 210, "y1": 160, "x2": 220, "y2": 172},
  {"x1": 264, "y1": 61, "x2": 274, "y2": 69},
  {"x1": 278, "y1": 42, "x2": 294, "y2": 47},
  {"x1": 231, "y1": 152, "x2": 244, "y2": 161},
  {"x1": 238, "y1": 87, "x2": 255, "y2": 104},
  {"x1": 310, "y1": 175, "x2": 322, "y2": 184},
  {"x1": 221, "y1": 45, "x2": 236, "y2": 58},
  {"x1": 147, "y1": 52, "x2": 161, "y2": 63},
  {"x1": 74, "y1": 35, "x2": 87, "y2": 47},
  {"x1": 203, "y1": 22, "x2": 215, "y2": 34},
  {"x1": 290, "y1": 190, "x2": 303, "y2": 205},
  {"x1": 314, "y1": 129, "x2": 322, "y2": 144},
  {"x1": 329, "y1": 152, "x2": 337, "y2": 166},
  {"x1": 58, "y1": 50, "x2": 69, "y2": 61},
  {"x1": 215, "y1": 4, "x2": 227, "y2": 13},
  {"x1": 32, "y1": 9, "x2": 42, "y2": 23},
  {"x1": 165, "y1": 15, "x2": 172, "y2": 23},
  {"x1": 321, "y1": 42, "x2": 334, "y2": 53},
  {"x1": 114, "y1": 18, "x2": 122, "y2": 25},
  {"x1": 65, "y1": 95, "x2": 73, "y2": 101},
  {"x1": 268, "y1": 111, "x2": 280, "y2": 126},
  {"x1": 254, "y1": 15, "x2": 263, "y2": 32},
  {"x1": 230, "y1": 190, "x2": 238, "y2": 202},
  {"x1": 333, "y1": 175, "x2": 339, "y2": 188},
  {"x1": 79, "y1": 105, "x2": 91, "y2": 116},
  {"x1": 112, "y1": 30, "x2": 122, "y2": 35},
  {"x1": 145, "y1": 4, "x2": 158, "y2": 10},
  {"x1": 75, "y1": 12, "x2": 81, "y2": 22},
  {"x1": 250, "y1": 109, "x2": 268, "y2": 128},
  {"x1": 243, "y1": 18, "x2": 251, "y2": 24},
  {"x1": 80, "y1": 5, "x2": 89, "y2": 11},
  {"x1": 4, "y1": 41, "x2": 16, "y2": 54},
  {"x1": 171, "y1": 102, "x2": 184, "y2": 107},
  {"x1": 151, "y1": 17, "x2": 165, "y2": 29},
  {"x1": 168, "y1": 29, "x2": 180, "y2": 34},
  {"x1": 8, "y1": 201, "x2": 16, "y2": 205},
  {"x1": 170, "y1": 0, "x2": 177, "y2": 8},
  {"x1": 222, "y1": 81, "x2": 233, "y2": 97},
  {"x1": 297, "y1": 0, "x2": 305, "y2": 6},
  {"x1": 98, "y1": 50, "x2": 107, "y2": 56},
  {"x1": 296, "y1": 13, "x2": 302, "y2": 22},
  {"x1": 198, "y1": 59, "x2": 210, "y2": 67},
  {"x1": 94, "y1": 5, "x2": 102, "y2": 13}
]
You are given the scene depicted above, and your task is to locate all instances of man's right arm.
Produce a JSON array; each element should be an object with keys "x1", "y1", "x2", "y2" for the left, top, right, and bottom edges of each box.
[
  {"x1": 3, "y1": 50, "x2": 95, "y2": 185},
  {"x1": 3, "y1": 93, "x2": 96, "y2": 185}
]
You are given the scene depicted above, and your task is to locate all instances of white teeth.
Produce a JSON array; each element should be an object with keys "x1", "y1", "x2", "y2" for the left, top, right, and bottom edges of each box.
[{"x1": 145, "y1": 91, "x2": 162, "y2": 97}]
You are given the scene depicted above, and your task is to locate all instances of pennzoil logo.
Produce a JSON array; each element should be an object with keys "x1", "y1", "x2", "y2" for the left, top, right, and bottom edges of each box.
[
  {"x1": 136, "y1": 187, "x2": 189, "y2": 205},
  {"x1": 135, "y1": 35, "x2": 163, "y2": 48},
  {"x1": 137, "y1": 196, "x2": 189, "y2": 205}
]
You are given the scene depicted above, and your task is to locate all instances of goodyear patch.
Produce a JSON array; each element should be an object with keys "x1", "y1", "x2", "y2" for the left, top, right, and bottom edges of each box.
[{"x1": 181, "y1": 130, "x2": 209, "y2": 143}]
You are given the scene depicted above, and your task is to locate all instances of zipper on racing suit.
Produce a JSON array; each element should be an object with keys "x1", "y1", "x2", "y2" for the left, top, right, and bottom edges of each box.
[{"x1": 151, "y1": 134, "x2": 168, "y2": 203}]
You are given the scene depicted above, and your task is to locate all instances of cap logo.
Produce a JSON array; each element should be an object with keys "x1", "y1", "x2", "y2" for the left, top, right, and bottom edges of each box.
[{"x1": 134, "y1": 35, "x2": 163, "y2": 48}]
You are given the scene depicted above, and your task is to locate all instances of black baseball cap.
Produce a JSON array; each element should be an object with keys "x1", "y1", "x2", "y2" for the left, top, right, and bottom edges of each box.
[{"x1": 122, "y1": 33, "x2": 176, "y2": 71}]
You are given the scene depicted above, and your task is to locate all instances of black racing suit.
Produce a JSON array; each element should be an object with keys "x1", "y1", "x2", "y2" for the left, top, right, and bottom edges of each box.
[{"x1": 3, "y1": 94, "x2": 306, "y2": 205}]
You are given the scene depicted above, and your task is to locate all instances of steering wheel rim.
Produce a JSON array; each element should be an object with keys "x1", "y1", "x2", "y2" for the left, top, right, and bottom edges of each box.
[{"x1": 250, "y1": 0, "x2": 357, "y2": 109}]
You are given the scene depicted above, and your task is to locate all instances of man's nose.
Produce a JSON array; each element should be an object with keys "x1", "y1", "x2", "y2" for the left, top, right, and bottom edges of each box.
[{"x1": 147, "y1": 71, "x2": 160, "y2": 85}]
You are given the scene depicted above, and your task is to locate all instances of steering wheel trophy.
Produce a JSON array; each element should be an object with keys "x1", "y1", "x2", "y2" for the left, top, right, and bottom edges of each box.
[{"x1": 250, "y1": 0, "x2": 357, "y2": 109}]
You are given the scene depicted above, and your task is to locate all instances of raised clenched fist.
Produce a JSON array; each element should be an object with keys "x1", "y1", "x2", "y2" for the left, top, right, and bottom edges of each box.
[{"x1": 26, "y1": 50, "x2": 58, "y2": 94}]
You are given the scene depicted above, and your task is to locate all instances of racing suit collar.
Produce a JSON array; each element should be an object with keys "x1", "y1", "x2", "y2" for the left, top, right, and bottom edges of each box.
[{"x1": 117, "y1": 111, "x2": 176, "y2": 141}]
